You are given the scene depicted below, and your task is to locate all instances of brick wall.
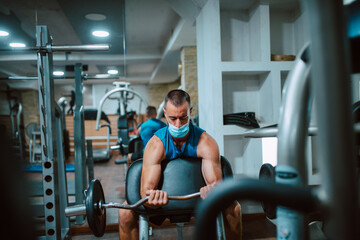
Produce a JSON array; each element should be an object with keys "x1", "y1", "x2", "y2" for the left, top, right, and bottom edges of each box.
[
  {"x1": 181, "y1": 46, "x2": 198, "y2": 117},
  {"x1": 148, "y1": 46, "x2": 198, "y2": 120},
  {"x1": 148, "y1": 80, "x2": 181, "y2": 111},
  {"x1": 21, "y1": 90, "x2": 39, "y2": 127}
]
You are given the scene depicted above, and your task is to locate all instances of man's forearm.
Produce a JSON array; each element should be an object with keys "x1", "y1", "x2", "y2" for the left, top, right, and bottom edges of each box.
[{"x1": 140, "y1": 166, "x2": 161, "y2": 198}]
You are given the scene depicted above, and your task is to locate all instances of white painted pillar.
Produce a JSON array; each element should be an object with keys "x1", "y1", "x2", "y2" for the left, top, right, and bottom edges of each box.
[{"x1": 196, "y1": 0, "x2": 224, "y2": 154}]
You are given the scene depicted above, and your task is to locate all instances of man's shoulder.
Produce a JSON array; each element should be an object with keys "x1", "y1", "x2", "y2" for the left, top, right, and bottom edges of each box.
[
  {"x1": 197, "y1": 132, "x2": 218, "y2": 154},
  {"x1": 143, "y1": 135, "x2": 166, "y2": 162}
]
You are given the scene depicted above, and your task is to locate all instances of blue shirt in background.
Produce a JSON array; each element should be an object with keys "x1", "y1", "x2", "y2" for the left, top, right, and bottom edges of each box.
[{"x1": 140, "y1": 118, "x2": 167, "y2": 152}]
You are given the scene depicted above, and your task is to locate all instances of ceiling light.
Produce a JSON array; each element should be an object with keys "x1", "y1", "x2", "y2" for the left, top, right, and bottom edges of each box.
[
  {"x1": 53, "y1": 71, "x2": 64, "y2": 76},
  {"x1": 92, "y1": 30, "x2": 109, "y2": 37},
  {"x1": 107, "y1": 69, "x2": 118, "y2": 75},
  {"x1": 9, "y1": 42, "x2": 26, "y2": 48},
  {"x1": 85, "y1": 13, "x2": 107, "y2": 21},
  {"x1": 344, "y1": 0, "x2": 356, "y2": 5},
  {"x1": 0, "y1": 30, "x2": 9, "y2": 36}
]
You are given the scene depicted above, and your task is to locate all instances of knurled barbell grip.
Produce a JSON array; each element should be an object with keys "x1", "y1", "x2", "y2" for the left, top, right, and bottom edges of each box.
[{"x1": 65, "y1": 192, "x2": 201, "y2": 217}]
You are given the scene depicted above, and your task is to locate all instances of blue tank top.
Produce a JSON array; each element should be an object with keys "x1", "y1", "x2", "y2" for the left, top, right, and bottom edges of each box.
[
  {"x1": 154, "y1": 122, "x2": 205, "y2": 160},
  {"x1": 140, "y1": 118, "x2": 167, "y2": 151}
]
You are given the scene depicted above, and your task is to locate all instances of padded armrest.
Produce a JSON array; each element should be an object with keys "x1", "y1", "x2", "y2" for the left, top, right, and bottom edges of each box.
[
  {"x1": 125, "y1": 156, "x2": 233, "y2": 219},
  {"x1": 128, "y1": 137, "x2": 143, "y2": 153}
]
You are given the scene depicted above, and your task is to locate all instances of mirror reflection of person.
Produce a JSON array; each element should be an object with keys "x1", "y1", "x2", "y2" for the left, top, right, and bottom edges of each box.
[
  {"x1": 127, "y1": 106, "x2": 166, "y2": 166},
  {"x1": 119, "y1": 90, "x2": 242, "y2": 239}
]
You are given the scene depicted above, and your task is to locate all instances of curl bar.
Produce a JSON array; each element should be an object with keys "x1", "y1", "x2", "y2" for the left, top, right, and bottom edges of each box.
[
  {"x1": 65, "y1": 179, "x2": 201, "y2": 237},
  {"x1": 0, "y1": 43, "x2": 110, "y2": 52}
]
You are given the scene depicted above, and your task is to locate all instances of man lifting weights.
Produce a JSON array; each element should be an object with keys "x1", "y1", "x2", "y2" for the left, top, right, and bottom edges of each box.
[{"x1": 118, "y1": 89, "x2": 242, "y2": 239}]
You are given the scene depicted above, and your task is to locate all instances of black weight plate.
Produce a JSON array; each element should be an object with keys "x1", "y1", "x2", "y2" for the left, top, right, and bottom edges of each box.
[
  {"x1": 86, "y1": 179, "x2": 106, "y2": 237},
  {"x1": 259, "y1": 163, "x2": 277, "y2": 219}
]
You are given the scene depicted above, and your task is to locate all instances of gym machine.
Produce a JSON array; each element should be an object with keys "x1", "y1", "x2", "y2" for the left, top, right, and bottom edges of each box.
[
  {"x1": 95, "y1": 81, "x2": 147, "y2": 164},
  {"x1": 195, "y1": 0, "x2": 359, "y2": 239},
  {"x1": 64, "y1": 156, "x2": 231, "y2": 239},
  {"x1": 71, "y1": 66, "x2": 118, "y2": 163},
  {"x1": 84, "y1": 108, "x2": 112, "y2": 162},
  {"x1": 2, "y1": 25, "x2": 111, "y2": 239},
  {"x1": 9, "y1": 102, "x2": 24, "y2": 161}
]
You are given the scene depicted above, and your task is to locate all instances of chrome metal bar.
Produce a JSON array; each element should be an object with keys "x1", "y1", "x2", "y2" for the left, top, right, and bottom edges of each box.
[
  {"x1": 83, "y1": 74, "x2": 120, "y2": 80},
  {"x1": 243, "y1": 122, "x2": 360, "y2": 138},
  {"x1": 2, "y1": 74, "x2": 118, "y2": 81},
  {"x1": 65, "y1": 192, "x2": 201, "y2": 216},
  {"x1": 64, "y1": 205, "x2": 86, "y2": 217},
  {"x1": 139, "y1": 215, "x2": 149, "y2": 240},
  {"x1": 104, "y1": 197, "x2": 149, "y2": 209},
  {"x1": 103, "y1": 192, "x2": 201, "y2": 209},
  {"x1": 168, "y1": 192, "x2": 201, "y2": 200},
  {"x1": 243, "y1": 126, "x2": 317, "y2": 138},
  {"x1": 50, "y1": 44, "x2": 110, "y2": 52},
  {"x1": 6, "y1": 76, "x2": 38, "y2": 80},
  {"x1": 277, "y1": 44, "x2": 311, "y2": 179},
  {"x1": 1, "y1": 44, "x2": 110, "y2": 52}
]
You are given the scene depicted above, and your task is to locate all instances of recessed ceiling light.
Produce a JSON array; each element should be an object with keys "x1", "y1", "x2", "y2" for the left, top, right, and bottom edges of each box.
[
  {"x1": 92, "y1": 30, "x2": 109, "y2": 37},
  {"x1": 344, "y1": 0, "x2": 356, "y2": 5},
  {"x1": 9, "y1": 42, "x2": 26, "y2": 48},
  {"x1": 107, "y1": 69, "x2": 118, "y2": 75},
  {"x1": 85, "y1": 13, "x2": 107, "y2": 21},
  {"x1": 0, "y1": 30, "x2": 9, "y2": 36},
  {"x1": 53, "y1": 71, "x2": 64, "y2": 76}
]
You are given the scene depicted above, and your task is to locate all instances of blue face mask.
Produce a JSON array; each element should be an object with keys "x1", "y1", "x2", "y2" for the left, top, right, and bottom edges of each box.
[{"x1": 168, "y1": 121, "x2": 190, "y2": 138}]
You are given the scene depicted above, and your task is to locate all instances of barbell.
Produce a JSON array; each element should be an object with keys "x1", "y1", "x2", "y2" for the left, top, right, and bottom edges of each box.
[{"x1": 65, "y1": 178, "x2": 201, "y2": 237}]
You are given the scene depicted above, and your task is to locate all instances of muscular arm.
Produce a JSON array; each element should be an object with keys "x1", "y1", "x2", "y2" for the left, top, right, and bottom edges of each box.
[
  {"x1": 140, "y1": 135, "x2": 166, "y2": 206},
  {"x1": 197, "y1": 132, "x2": 222, "y2": 197}
]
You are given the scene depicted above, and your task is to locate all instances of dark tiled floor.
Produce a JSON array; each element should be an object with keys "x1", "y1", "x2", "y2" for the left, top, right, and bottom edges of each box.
[{"x1": 29, "y1": 154, "x2": 276, "y2": 239}]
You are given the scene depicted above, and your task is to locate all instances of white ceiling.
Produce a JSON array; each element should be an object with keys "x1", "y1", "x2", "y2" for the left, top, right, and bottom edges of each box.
[
  {"x1": 0, "y1": 0, "x2": 304, "y2": 87},
  {"x1": 0, "y1": 0, "x2": 199, "y2": 85}
]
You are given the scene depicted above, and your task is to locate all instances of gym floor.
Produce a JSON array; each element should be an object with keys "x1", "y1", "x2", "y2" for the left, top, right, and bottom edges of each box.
[{"x1": 26, "y1": 154, "x2": 276, "y2": 240}]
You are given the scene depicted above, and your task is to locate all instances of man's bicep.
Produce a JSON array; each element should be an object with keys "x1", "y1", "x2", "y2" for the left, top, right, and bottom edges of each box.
[
  {"x1": 198, "y1": 133, "x2": 222, "y2": 185},
  {"x1": 140, "y1": 136, "x2": 165, "y2": 197}
]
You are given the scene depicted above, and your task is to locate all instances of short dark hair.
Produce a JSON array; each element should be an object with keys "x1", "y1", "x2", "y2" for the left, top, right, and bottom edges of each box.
[
  {"x1": 164, "y1": 89, "x2": 191, "y2": 110},
  {"x1": 146, "y1": 106, "x2": 157, "y2": 117}
]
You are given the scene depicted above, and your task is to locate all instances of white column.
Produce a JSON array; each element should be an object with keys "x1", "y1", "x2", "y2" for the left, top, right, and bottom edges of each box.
[{"x1": 196, "y1": 0, "x2": 224, "y2": 153}]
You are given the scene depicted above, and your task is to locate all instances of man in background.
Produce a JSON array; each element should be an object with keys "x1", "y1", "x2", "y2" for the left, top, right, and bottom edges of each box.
[{"x1": 127, "y1": 106, "x2": 166, "y2": 165}]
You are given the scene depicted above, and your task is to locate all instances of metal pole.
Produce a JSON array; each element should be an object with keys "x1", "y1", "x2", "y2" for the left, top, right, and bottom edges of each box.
[
  {"x1": 303, "y1": 0, "x2": 358, "y2": 238},
  {"x1": 73, "y1": 63, "x2": 87, "y2": 225},
  {"x1": 0, "y1": 44, "x2": 110, "y2": 52},
  {"x1": 36, "y1": 25, "x2": 62, "y2": 240},
  {"x1": 87, "y1": 140, "x2": 94, "y2": 182},
  {"x1": 277, "y1": 44, "x2": 311, "y2": 180},
  {"x1": 216, "y1": 213, "x2": 226, "y2": 240},
  {"x1": 274, "y1": 45, "x2": 311, "y2": 239},
  {"x1": 139, "y1": 215, "x2": 149, "y2": 240},
  {"x1": 16, "y1": 103, "x2": 23, "y2": 161},
  {"x1": 55, "y1": 105, "x2": 70, "y2": 239},
  {"x1": 243, "y1": 126, "x2": 318, "y2": 138}
]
